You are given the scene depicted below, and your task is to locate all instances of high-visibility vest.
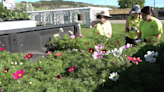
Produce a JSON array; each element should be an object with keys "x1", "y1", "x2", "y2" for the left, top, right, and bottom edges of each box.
[{"x1": 93, "y1": 20, "x2": 112, "y2": 38}]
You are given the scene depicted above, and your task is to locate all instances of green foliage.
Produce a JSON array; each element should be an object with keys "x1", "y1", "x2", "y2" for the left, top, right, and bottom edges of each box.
[
  {"x1": 0, "y1": 26, "x2": 164, "y2": 91},
  {"x1": 118, "y1": 0, "x2": 145, "y2": 8}
]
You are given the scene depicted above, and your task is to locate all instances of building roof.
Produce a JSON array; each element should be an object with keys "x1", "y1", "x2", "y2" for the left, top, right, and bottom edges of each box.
[
  {"x1": 109, "y1": 9, "x2": 131, "y2": 14},
  {"x1": 27, "y1": 7, "x2": 113, "y2": 13}
]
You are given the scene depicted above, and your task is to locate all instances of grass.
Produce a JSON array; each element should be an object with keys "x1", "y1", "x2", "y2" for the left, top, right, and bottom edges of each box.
[{"x1": 81, "y1": 24, "x2": 164, "y2": 39}]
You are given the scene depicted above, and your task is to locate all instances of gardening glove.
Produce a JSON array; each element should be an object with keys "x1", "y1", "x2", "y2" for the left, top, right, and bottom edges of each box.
[
  {"x1": 126, "y1": 27, "x2": 131, "y2": 32},
  {"x1": 131, "y1": 26, "x2": 138, "y2": 32},
  {"x1": 134, "y1": 38, "x2": 146, "y2": 44}
]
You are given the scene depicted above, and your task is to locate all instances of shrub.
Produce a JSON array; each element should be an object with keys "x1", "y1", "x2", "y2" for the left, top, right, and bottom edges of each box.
[{"x1": 0, "y1": 29, "x2": 163, "y2": 92}]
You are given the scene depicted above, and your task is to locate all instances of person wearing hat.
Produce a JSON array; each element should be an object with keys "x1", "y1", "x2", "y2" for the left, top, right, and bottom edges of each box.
[
  {"x1": 90, "y1": 11, "x2": 112, "y2": 38},
  {"x1": 125, "y1": 4, "x2": 143, "y2": 45},
  {"x1": 138, "y1": 6, "x2": 163, "y2": 40}
]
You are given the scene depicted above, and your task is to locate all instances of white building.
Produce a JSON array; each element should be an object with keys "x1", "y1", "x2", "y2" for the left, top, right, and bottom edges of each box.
[{"x1": 27, "y1": 7, "x2": 112, "y2": 28}]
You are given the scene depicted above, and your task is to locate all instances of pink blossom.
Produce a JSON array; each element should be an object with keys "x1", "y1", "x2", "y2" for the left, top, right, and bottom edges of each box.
[
  {"x1": 56, "y1": 74, "x2": 62, "y2": 80},
  {"x1": 95, "y1": 44, "x2": 104, "y2": 51},
  {"x1": 92, "y1": 51, "x2": 103, "y2": 59},
  {"x1": 46, "y1": 51, "x2": 52, "y2": 55},
  {"x1": 13, "y1": 69, "x2": 25, "y2": 80},
  {"x1": 128, "y1": 56, "x2": 142, "y2": 65},
  {"x1": 71, "y1": 35, "x2": 76, "y2": 39},
  {"x1": 0, "y1": 89, "x2": 3, "y2": 92},
  {"x1": 68, "y1": 66, "x2": 76, "y2": 72},
  {"x1": 79, "y1": 34, "x2": 83, "y2": 37},
  {"x1": 56, "y1": 52, "x2": 62, "y2": 57}
]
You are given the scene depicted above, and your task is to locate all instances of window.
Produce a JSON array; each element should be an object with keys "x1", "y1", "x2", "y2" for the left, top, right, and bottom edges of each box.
[
  {"x1": 64, "y1": 16, "x2": 68, "y2": 21},
  {"x1": 158, "y1": 11, "x2": 164, "y2": 17}
]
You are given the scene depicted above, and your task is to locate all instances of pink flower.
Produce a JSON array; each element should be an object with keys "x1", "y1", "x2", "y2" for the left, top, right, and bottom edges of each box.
[
  {"x1": 80, "y1": 49, "x2": 84, "y2": 52},
  {"x1": 71, "y1": 35, "x2": 76, "y2": 39},
  {"x1": 25, "y1": 54, "x2": 33, "y2": 59},
  {"x1": 56, "y1": 52, "x2": 61, "y2": 57},
  {"x1": 13, "y1": 69, "x2": 25, "y2": 80},
  {"x1": 68, "y1": 66, "x2": 76, "y2": 72},
  {"x1": 46, "y1": 51, "x2": 52, "y2": 55},
  {"x1": 111, "y1": 61, "x2": 116, "y2": 63},
  {"x1": 128, "y1": 56, "x2": 142, "y2": 65},
  {"x1": 92, "y1": 51, "x2": 103, "y2": 59},
  {"x1": 0, "y1": 89, "x2": 3, "y2": 92},
  {"x1": 95, "y1": 44, "x2": 104, "y2": 51},
  {"x1": 56, "y1": 74, "x2": 62, "y2": 80},
  {"x1": 0, "y1": 47, "x2": 4, "y2": 51},
  {"x1": 79, "y1": 34, "x2": 83, "y2": 37}
]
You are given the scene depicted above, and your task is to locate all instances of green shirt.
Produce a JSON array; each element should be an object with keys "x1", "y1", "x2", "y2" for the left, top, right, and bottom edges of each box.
[
  {"x1": 139, "y1": 17, "x2": 163, "y2": 39},
  {"x1": 126, "y1": 15, "x2": 142, "y2": 39}
]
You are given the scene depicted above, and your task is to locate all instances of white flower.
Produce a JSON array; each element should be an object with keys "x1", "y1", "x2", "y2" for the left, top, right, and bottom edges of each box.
[
  {"x1": 72, "y1": 48, "x2": 78, "y2": 51},
  {"x1": 103, "y1": 50, "x2": 111, "y2": 55},
  {"x1": 144, "y1": 51, "x2": 158, "y2": 63},
  {"x1": 102, "y1": 79, "x2": 106, "y2": 82},
  {"x1": 39, "y1": 61, "x2": 42, "y2": 64},
  {"x1": 20, "y1": 62, "x2": 23, "y2": 65},
  {"x1": 111, "y1": 48, "x2": 123, "y2": 57},
  {"x1": 53, "y1": 34, "x2": 59, "y2": 38},
  {"x1": 68, "y1": 30, "x2": 73, "y2": 35},
  {"x1": 59, "y1": 28, "x2": 64, "y2": 32},
  {"x1": 109, "y1": 72, "x2": 119, "y2": 81},
  {"x1": 11, "y1": 62, "x2": 14, "y2": 65},
  {"x1": 0, "y1": 81, "x2": 1, "y2": 84},
  {"x1": 15, "y1": 62, "x2": 17, "y2": 65},
  {"x1": 120, "y1": 43, "x2": 132, "y2": 49},
  {"x1": 29, "y1": 82, "x2": 32, "y2": 84}
]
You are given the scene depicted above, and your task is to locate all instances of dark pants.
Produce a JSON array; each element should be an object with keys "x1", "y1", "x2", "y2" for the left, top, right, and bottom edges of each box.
[{"x1": 125, "y1": 37, "x2": 137, "y2": 45}]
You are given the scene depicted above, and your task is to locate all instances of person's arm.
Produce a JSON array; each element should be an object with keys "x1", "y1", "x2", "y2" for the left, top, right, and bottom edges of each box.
[
  {"x1": 154, "y1": 34, "x2": 161, "y2": 39},
  {"x1": 125, "y1": 18, "x2": 129, "y2": 32},
  {"x1": 90, "y1": 20, "x2": 101, "y2": 27},
  {"x1": 138, "y1": 31, "x2": 141, "y2": 38}
]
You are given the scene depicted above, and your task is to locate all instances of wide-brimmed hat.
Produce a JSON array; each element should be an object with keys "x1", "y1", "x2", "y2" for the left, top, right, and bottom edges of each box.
[
  {"x1": 97, "y1": 11, "x2": 112, "y2": 19},
  {"x1": 130, "y1": 4, "x2": 141, "y2": 14}
]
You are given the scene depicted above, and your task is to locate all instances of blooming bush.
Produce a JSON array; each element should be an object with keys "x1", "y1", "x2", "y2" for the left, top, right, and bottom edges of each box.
[{"x1": 0, "y1": 29, "x2": 163, "y2": 92}]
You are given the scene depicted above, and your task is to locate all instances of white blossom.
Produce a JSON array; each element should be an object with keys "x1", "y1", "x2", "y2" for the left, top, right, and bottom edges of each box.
[
  {"x1": 68, "y1": 30, "x2": 73, "y2": 35},
  {"x1": 11, "y1": 62, "x2": 14, "y2": 65},
  {"x1": 15, "y1": 62, "x2": 17, "y2": 65},
  {"x1": 111, "y1": 48, "x2": 123, "y2": 57},
  {"x1": 20, "y1": 62, "x2": 23, "y2": 65},
  {"x1": 109, "y1": 72, "x2": 119, "y2": 81},
  {"x1": 144, "y1": 51, "x2": 158, "y2": 63},
  {"x1": 59, "y1": 28, "x2": 64, "y2": 32}
]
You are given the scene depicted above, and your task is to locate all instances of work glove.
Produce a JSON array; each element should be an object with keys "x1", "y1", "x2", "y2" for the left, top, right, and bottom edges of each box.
[
  {"x1": 131, "y1": 26, "x2": 138, "y2": 32},
  {"x1": 134, "y1": 38, "x2": 146, "y2": 44},
  {"x1": 126, "y1": 27, "x2": 131, "y2": 32}
]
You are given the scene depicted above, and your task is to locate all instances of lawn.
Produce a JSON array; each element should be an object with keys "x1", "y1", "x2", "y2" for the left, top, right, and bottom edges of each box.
[{"x1": 81, "y1": 23, "x2": 164, "y2": 40}]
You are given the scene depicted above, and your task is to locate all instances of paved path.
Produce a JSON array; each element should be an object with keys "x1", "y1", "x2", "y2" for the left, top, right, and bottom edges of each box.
[{"x1": 110, "y1": 20, "x2": 164, "y2": 24}]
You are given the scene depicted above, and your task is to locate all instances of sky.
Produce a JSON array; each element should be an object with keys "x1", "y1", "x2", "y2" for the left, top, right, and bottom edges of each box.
[{"x1": 14, "y1": 0, "x2": 164, "y2": 8}]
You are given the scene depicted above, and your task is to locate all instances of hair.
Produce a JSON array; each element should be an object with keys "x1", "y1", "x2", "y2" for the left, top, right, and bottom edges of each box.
[{"x1": 141, "y1": 6, "x2": 155, "y2": 17}]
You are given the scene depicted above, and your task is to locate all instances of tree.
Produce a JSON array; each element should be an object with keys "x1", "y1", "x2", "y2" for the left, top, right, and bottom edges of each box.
[{"x1": 118, "y1": 0, "x2": 145, "y2": 8}]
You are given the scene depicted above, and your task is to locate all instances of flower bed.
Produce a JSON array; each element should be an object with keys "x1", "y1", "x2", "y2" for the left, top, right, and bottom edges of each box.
[{"x1": 0, "y1": 29, "x2": 163, "y2": 92}]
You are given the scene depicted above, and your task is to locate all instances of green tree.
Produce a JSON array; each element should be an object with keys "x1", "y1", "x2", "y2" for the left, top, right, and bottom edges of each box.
[{"x1": 118, "y1": 0, "x2": 145, "y2": 8}]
